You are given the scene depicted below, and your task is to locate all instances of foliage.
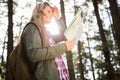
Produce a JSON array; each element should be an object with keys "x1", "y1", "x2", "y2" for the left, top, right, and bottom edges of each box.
[{"x1": 0, "y1": 61, "x2": 6, "y2": 80}]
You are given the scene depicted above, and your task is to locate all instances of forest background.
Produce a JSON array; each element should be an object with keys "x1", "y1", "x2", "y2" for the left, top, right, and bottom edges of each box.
[{"x1": 0, "y1": 0, "x2": 120, "y2": 80}]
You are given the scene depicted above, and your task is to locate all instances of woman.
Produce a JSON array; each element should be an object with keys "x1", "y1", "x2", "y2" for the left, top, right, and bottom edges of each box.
[{"x1": 22, "y1": 2, "x2": 74, "y2": 80}]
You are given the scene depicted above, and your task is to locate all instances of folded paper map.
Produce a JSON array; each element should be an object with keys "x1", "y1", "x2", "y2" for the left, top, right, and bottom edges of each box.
[{"x1": 64, "y1": 11, "x2": 83, "y2": 46}]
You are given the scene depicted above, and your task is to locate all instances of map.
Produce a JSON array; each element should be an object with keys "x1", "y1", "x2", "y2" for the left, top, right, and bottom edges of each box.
[{"x1": 64, "y1": 11, "x2": 83, "y2": 46}]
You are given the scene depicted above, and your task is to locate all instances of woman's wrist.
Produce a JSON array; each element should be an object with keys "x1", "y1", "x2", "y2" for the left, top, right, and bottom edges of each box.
[{"x1": 52, "y1": 6, "x2": 60, "y2": 20}]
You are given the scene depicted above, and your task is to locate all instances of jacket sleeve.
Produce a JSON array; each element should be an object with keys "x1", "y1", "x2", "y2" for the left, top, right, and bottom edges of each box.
[{"x1": 22, "y1": 23, "x2": 67, "y2": 63}]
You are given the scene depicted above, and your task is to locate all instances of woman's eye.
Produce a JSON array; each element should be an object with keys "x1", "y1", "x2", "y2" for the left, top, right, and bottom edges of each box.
[
  {"x1": 48, "y1": 10, "x2": 50, "y2": 13},
  {"x1": 48, "y1": 10, "x2": 52, "y2": 13}
]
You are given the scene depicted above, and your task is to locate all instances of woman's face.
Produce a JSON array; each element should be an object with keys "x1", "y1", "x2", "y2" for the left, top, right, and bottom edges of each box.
[{"x1": 42, "y1": 5, "x2": 53, "y2": 24}]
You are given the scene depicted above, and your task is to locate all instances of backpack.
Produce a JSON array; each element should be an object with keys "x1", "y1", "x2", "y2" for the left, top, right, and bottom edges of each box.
[
  {"x1": 7, "y1": 40, "x2": 32, "y2": 80},
  {"x1": 7, "y1": 22, "x2": 41, "y2": 80}
]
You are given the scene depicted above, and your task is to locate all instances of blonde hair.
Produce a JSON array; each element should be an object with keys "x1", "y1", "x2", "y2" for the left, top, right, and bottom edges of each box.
[{"x1": 31, "y1": 2, "x2": 52, "y2": 25}]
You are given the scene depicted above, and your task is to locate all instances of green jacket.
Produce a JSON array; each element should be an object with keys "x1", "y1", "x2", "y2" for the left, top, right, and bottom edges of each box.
[{"x1": 22, "y1": 22, "x2": 67, "y2": 80}]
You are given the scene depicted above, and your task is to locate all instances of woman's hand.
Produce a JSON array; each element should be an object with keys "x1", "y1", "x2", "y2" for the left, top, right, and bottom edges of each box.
[
  {"x1": 65, "y1": 38, "x2": 75, "y2": 51},
  {"x1": 52, "y1": 6, "x2": 60, "y2": 20}
]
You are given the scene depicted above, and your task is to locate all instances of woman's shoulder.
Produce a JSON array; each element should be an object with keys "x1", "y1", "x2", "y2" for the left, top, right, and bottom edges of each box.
[
  {"x1": 25, "y1": 22, "x2": 39, "y2": 31},
  {"x1": 25, "y1": 22, "x2": 38, "y2": 28},
  {"x1": 22, "y1": 22, "x2": 40, "y2": 36}
]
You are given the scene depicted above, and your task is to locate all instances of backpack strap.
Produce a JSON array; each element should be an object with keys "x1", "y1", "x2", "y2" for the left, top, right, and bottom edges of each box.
[
  {"x1": 21, "y1": 22, "x2": 43, "y2": 48},
  {"x1": 21, "y1": 22, "x2": 43, "y2": 80}
]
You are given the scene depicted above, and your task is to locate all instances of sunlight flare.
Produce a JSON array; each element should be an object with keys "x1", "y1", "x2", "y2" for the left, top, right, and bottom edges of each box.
[{"x1": 45, "y1": 18, "x2": 60, "y2": 35}]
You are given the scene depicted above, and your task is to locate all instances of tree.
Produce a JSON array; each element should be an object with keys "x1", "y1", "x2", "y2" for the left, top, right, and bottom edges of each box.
[
  {"x1": 107, "y1": 0, "x2": 120, "y2": 66},
  {"x1": 7, "y1": 0, "x2": 13, "y2": 59},
  {"x1": 92, "y1": 0, "x2": 115, "y2": 80},
  {"x1": 108, "y1": 0, "x2": 120, "y2": 51},
  {"x1": 78, "y1": 41, "x2": 85, "y2": 80},
  {"x1": 6, "y1": 0, "x2": 13, "y2": 79},
  {"x1": 86, "y1": 33, "x2": 95, "y2": 80}
]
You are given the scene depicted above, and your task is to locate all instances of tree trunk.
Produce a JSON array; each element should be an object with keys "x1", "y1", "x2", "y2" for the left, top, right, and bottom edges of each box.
[
  {"x1": 60, "y1": 0, "x2": 67, "y2": 32},
  {"x1": 7, "y1": 0, "x2": 13, "y2": 59},
  {"x1": 66, "y1": 51, "x2": 76, "y2": 80},
  {"x1": 108, "y1": 0, "x2": 120, "y2": 65},
  {"x1": 6, "y1": 0, "x2": 13, "y2": 79},
  {"x1": 78, "y1": 41, "x2": 85, "y2": 80},
  {"x1": 92, "y1": 0, "x2": 115, "y2": 80},
  {"x1": 108, "y1": 0, "x2": 120, "y2": 50},
  {"x1": 86, "y1": 35, "x2": 95, "y2": 80}
]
